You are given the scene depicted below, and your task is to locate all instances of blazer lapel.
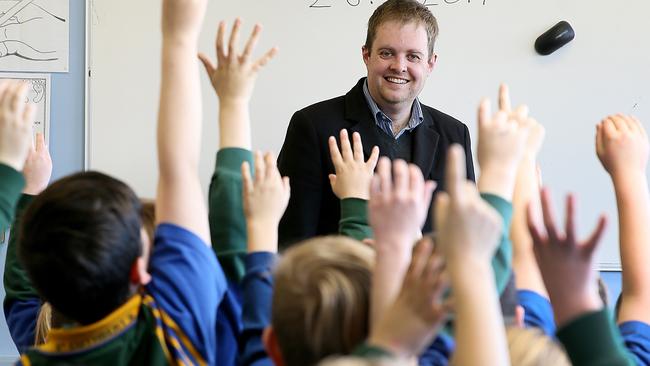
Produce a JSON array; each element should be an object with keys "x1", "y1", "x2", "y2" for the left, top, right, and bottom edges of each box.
[
  {"x1": 344, "y1": 78, "x2": 383, "y2": 159},
  {"x1": 412, "y1": 112, "x2": 440, "y2": 179}
]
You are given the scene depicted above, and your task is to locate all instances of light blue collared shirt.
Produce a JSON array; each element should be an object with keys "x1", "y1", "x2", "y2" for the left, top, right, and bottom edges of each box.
[{"x1": 362, "y1": 79, "x2": 424, "y2": 139}]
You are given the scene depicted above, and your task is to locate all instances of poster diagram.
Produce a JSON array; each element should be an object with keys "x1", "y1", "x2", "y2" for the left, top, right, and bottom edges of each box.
[
  {"x1": 0, "y1": 0, "x2": 69, "y2": 72},
  {"x1": 0, "y1": 73, "x2": 50, "y2": 143}
]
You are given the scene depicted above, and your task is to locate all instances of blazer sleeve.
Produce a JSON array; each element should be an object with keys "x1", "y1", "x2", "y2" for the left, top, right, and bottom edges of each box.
[
  {"x1": 277, "y1": 110, "x2": 324, "y2": 247},
  {"x1": 462, "y1": 124, "x2": 476, "y2": 182}
]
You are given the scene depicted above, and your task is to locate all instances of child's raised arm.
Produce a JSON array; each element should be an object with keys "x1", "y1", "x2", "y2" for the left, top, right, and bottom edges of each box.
[
  {"x1": 596, "y1": 114, "x2": 650, "y2": 325},
  {"x1": 0, "y1": 81, "x2": 34, "y2": 230},
  {"x1": 156, "y1": 0, "x2": 210, "y2": 242},
  {"x1": 199, "y1": 20, "x2": 278, "y2": 283},
  {"x1": 368, "y1": 158, "x2": 435, "y2": 328},
  {"x1": 328, "y1": 129, "x2": 379, "y2": 240},
  {"x1": 436, "y1": 145, "x2": 509, "y2": 366},
  {"x1": 528, "y1": 189, "x2": 633, "y2": 365}
]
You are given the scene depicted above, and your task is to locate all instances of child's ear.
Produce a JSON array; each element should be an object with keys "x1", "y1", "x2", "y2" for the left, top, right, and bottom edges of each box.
[
  {"x1": 263, "y1": 326, "x2": 285, "y2": 366},
  {"x1": 129, "y1": 257, "x2": 151, "y2": 286},
  {"x1": 515, "y1": 305, "x2": 525, "y2": 328}
]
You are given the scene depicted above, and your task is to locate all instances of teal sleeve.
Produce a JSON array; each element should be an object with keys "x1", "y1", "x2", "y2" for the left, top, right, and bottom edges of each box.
[
  {"x1": 557, "y1": 309, "x2": 635, "y2": 366},
  {"x1": 3, "y1": 194, "x2": 38, "y2": 303},
  {"x1": 338, "y1": 198, "x2": 373, "y2": 241},
  {"x1": 351, "y1": 343, "x2": 394, "y2": 358},
  {"x1": 480, "y1": 193, "x2": 513, "y2": 295},
  {"x1": 0, "y1": 164, "x2": 25, "y2": 232},
  {"x1": 208, "y1": 148, "x2": 253, "y2": 284}
]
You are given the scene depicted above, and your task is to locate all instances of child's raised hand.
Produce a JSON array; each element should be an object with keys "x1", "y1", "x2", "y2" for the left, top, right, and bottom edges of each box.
[
  {"x1": 435, "y1": 145, "x2": 502, "y2": 266},
  {"x1": 369, "y1": 158, "x2": 435, "y2": 253},
  {"x1": 477, "y1": 84, "x2": 531, "y2": 200},
  {"x1": 328, "y1": 129, "x2": 379, "y2": 200},
  {"x1": 242, "y1": 151, "x2": 290, "y2": 253},
  {"x1": 527, "y1": 188, "x2": 606, "y2": 326},
  {"x1": 0, "y1": 81, "x2": 35, "y2": 171},
  {"x1": 368, "y1": 236, "x2": 448, "y2": 358},
  {"x1": 199, "y1": 19, "x2": 278, "y2": 104},
  {"x1": 161, "y1": 0, "x2": 207, "y2": 41},
  {"x1": 596, "y1": 114, "x2": 649, "y2": 178},
  {"x1": 23, "y1": 133, "x2": 52, "y2": 195}
]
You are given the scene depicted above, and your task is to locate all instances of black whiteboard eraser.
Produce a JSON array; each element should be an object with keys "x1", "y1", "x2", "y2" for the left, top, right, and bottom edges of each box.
[{"x1": 535, "y1": 21, "x2": 575, "y2": 55}]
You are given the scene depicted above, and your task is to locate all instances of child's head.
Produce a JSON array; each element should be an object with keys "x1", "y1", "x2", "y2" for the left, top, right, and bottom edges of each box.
[
  {"x1": 19, "y1": 172, "x2": 148, "y2": 325},
  {"x1": 266, "y1": 236, "x2": 375, "y2": 366},
  {"x1": 507, "y1": 326, "x2": 570, "y2": 365}
]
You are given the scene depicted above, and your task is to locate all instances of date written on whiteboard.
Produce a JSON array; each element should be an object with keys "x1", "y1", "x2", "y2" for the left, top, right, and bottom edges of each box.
[{"x1": 309, "y1": 0, "x2": 487, "y2": 9}]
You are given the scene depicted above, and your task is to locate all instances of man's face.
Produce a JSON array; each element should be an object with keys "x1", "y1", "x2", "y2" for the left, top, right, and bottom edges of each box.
[{"x1": 363, "y1": 20, "x2": 436, "y2": 113}]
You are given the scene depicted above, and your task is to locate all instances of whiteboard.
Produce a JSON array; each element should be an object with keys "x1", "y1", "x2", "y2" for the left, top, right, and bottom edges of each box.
[{"x1": 89, "y1": 0, "x2": 650, "y2": 270}]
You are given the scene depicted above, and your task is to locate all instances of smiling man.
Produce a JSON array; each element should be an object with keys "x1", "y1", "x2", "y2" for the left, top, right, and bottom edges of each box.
[{"x1": 278, "y1": 0, "x2": 475, "y2": 247}]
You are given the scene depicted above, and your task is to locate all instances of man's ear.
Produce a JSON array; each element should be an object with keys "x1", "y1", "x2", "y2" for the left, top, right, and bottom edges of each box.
[
  {"x1": 129, "y1": 257, "x2": 152, "y2": 286},
  {"x1": 263, "y1": 326, "x2": 285, "y2": 366},
  {"x1": 427, "y1": 53, "x2": 437, "y2": 73},
  {"x1": 362, "y1": 45, "x2": 370, "y2": 66}
]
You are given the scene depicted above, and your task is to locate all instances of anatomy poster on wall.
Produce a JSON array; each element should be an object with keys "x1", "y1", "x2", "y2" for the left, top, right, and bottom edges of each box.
[
  {"x1": 0, "y1": 0, "x2": 69, "y2": 72},
  {"x1": 0, "y1": 73, "x2": 50, "y2": 142}
]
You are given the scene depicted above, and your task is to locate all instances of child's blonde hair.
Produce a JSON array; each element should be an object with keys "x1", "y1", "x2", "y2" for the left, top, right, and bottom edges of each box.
[
  {"x1": 34, "y1": 302, "x2": 52, "y2": 345},
  {"x1": 507, "y1": 326, "x2": 570, "y2": 365},
  {"x1": 272, "y1": 236, "x2": 375, "y2": 366}
]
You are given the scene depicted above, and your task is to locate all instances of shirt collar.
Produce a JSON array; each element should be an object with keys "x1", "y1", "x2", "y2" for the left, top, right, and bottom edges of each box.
[{"x1": 362, "y1": 79, "x2": 423, "y2": 139}]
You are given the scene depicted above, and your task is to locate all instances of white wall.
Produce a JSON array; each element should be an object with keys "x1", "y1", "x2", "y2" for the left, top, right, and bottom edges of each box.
[{"x1": 90, "y1": 0, "x2": 650, "y2": 269}]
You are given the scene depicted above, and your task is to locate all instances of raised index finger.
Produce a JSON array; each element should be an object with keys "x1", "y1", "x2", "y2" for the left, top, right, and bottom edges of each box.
[
  {"x1": 445, "y1": 144, "x2": 466, "y2": 202},
  {"x1": 498, "y1": 83, "x2": 512, "y2": 112}
]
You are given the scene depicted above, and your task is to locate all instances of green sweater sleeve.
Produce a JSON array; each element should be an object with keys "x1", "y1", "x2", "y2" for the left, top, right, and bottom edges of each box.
[
  {"x1": 480, "y1": 193, "x2": 513, "y2": 295},
  {"x1": 351, "y1": 342, "x2": 394, "y2": 358},
  {"x1": 338, "y1": 198, "x2": 372, "y2": 241},
  {"x1": 0, "y1": 164, "x2": 25, "y2": 232},
  {"x1": 3, "y1": 194, "x2": 38, "y2": 304},
  {"x1": 208, "y1": 148, "x2": 253, "y2": 284},
  {"x1": 557, "y1": 309, "x2": 634, "y2": 366}
]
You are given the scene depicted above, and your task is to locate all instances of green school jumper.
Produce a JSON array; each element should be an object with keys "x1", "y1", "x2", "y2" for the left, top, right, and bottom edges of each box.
[{"x1": 0, "y1": 164, "x2": 24, "y2": 232}]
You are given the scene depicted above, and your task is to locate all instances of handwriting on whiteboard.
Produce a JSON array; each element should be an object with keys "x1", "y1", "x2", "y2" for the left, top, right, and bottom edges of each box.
[{"x1": 309, "y1": 0, "x2": 487, "y2": 9}]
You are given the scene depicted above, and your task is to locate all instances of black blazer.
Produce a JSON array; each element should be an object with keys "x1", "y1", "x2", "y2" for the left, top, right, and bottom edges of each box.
[{"x1": 278, "y1": 78, "x2": 475, "y2": 248}]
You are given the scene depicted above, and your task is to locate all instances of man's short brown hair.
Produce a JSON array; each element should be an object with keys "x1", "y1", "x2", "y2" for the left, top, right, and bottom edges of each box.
[
  {"x1": 272, "y1": 236, "x2": 375, "y2": 366},
  {"x1": 365, "y1": 0, "x2": 439, "y2": 60}
]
